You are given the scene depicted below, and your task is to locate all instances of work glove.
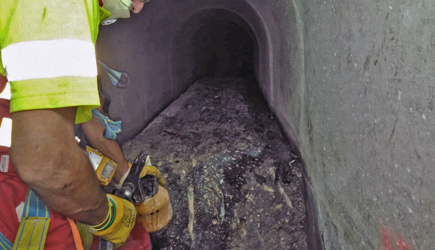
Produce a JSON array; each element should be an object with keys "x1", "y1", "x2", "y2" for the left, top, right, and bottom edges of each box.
[
  {"x1": 115, "y1": 155, "x2": 166, "y2": 189},
  {"x1": 138, "y1": 155, "x2": 166, "y2": 186},
  {"x1": 87, "y1": 194, "x2": 136, "y2": 249},
  {"x1": 139, "y1": 165, "x2": 166, "y2": 186}
]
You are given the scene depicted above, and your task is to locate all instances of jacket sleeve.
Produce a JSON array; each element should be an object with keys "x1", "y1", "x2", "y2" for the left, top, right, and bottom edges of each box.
[{"x1": 0, "y1": 0, "x2": 101, "y2": 124}]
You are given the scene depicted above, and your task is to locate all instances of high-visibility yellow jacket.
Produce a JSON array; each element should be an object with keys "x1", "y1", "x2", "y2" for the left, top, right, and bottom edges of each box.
[{"x1": 0, "y1": 0, "x2": 110, "y2": 123}]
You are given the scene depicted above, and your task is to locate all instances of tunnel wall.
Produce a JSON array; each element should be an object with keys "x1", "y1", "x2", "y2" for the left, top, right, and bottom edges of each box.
[
  {"x1": 96, "y1": 0, "x2": 435, "y2": 249},
  {"x1": 293, "y1": 0, "x2": 435, "y2": 249},
  {"x1": 96, "y1": 0, "x2": 272, "y2": 145}
]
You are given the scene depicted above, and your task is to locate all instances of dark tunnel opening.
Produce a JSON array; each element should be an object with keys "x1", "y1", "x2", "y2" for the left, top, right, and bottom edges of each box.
[
  {"x1": 171, "y1": 9, "x2": 261, "y2": 90},
  {"x1": 190, "y1": 20, "x2": 255, "y2": 79}
]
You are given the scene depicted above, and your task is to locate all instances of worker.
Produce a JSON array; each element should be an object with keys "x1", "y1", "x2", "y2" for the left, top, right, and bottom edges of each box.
[
  {"x1": 77, "y1": 95, "x2": 169, "y2": 250},
  {"x1": 0, "y1": 0, "x2": 160, "y2": 249},
  {"x1": 0, "y1": 81, "x2": 166, "y2": 250}
]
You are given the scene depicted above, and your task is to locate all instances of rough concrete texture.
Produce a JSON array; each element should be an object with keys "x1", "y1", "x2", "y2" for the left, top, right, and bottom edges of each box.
[
  {"x1": 294, "y1": 1, "x2": 435, "y2": 249},
  {"x1": 96, "y1": 0, "x2": 434, "y2": 249},
  {"x1": 122, "y1": 77, "x2": 307, "y2": 249}
]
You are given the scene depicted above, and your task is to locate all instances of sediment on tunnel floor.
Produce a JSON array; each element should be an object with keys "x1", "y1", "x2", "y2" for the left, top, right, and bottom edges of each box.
[{"x1": 122, "y1": 76, "x2": 308, "y2": 250}]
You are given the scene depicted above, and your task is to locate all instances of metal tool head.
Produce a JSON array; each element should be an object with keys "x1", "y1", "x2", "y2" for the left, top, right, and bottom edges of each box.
[{"x1": 113, "y1": 151, "x2": 158, "y2": 203}]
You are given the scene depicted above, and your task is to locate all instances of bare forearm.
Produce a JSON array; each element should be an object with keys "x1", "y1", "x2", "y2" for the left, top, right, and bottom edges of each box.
[
  {"x1": 82, "y1": 117, "x2": 130, "y2": 183},
  {"x1": 10, "y1": 108, "x2": 108, "y2": 225}
]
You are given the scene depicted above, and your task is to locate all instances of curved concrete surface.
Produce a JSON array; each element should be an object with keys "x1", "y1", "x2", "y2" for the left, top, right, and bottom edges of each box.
[
  {"x1": 96, "y1": 0, "x2": 435, "y2": 249},
  {"x1": 96, "y1": 0, "x2": 276, "y2": 145}
]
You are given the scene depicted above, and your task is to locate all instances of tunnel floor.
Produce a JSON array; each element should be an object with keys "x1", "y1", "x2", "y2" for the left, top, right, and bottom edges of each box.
[{"x1": 122, "y1": 77, "x2": 308, "y2": 250}]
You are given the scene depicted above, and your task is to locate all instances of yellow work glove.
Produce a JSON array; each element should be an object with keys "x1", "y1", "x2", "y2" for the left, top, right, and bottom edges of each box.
[
  {"x1": 115, "y1": 161, "x2": 166, "y2": 189},
  {"x1": 88, "y1": 194, "x2": 136, "y2": 249},
  {"x1": 138, "y1": 155, "x2": 166, "y2": 186},
  {"x1": 139, "y1": 165, "x2": 166, "y2": 186}
]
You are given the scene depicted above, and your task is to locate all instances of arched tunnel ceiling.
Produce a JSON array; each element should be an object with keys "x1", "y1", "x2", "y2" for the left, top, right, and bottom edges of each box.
[
  {"x1": 95, "y1": 1, "x2": 272, "y2": 145},
  {"x1": 95, "y1": 0, "x2": 321, "y2": 248},
  {"x1": 171, "y1": 9, "x2": 259, "y2": 86}
]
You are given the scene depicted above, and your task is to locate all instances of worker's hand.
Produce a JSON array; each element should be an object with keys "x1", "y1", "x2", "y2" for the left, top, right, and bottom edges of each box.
[
  {"x1": 88, "y1": 194, "x2": 136, "y2": 249},
  {"x1": 114, "y1": 161, "x2": 166, "y2": 189},
  {"x1": 140, "y1": 165, "x2": 166, "y2": 186},
  {"x1": 137, "y1": 155, "x2": 165, "y2": 186}
]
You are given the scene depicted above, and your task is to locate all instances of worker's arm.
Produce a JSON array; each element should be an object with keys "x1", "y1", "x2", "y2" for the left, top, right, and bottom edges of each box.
[
  {"x1": 10, "y1": 107, "x2": 108, "y2": 225},
  {"x1": 81, "y1": 115, "x2": 130, "y2": 184},
  {"x1": 0, "y1": 75, "x2": 7, "y2": 94},
  {"x1": 82, "y1": 112, "x2": 166, "y2": 186}
]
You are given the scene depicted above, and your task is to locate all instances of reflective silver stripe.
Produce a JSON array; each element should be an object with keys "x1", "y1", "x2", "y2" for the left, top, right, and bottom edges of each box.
[{"x1": 1, "y1": 39, "x2": 97, "y2": 81}]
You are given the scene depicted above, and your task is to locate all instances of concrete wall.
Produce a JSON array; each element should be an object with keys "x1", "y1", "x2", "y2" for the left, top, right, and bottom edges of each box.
[
  {"x1": 294, "y1": 1, "x2": 435, "y2": 249},
  {"x1": 97, "y1": 0, "x2": 434, "y2": 249},
  {"x1": 96, "y1": 0, "x2": 271, "y2": 144}
]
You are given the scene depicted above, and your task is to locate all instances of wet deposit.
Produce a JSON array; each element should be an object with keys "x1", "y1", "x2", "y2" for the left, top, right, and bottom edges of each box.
[{"x1": 122, "y1": 77, "x2": 308, "y2": 250}]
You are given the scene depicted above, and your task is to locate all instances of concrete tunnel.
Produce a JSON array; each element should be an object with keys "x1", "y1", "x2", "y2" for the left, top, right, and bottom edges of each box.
[{"x1": 96, "y1": 0, "x2": 435, "y2": 249}]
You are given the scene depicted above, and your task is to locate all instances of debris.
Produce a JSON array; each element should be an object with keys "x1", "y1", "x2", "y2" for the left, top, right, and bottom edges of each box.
[{"x1": 123, "y1": 77, "x2": 307, "y2": 249}]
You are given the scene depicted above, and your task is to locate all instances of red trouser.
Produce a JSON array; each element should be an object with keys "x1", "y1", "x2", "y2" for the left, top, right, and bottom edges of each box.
[{"x1": 0, "y1": 146, "x2": 77, "y2": 249}]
